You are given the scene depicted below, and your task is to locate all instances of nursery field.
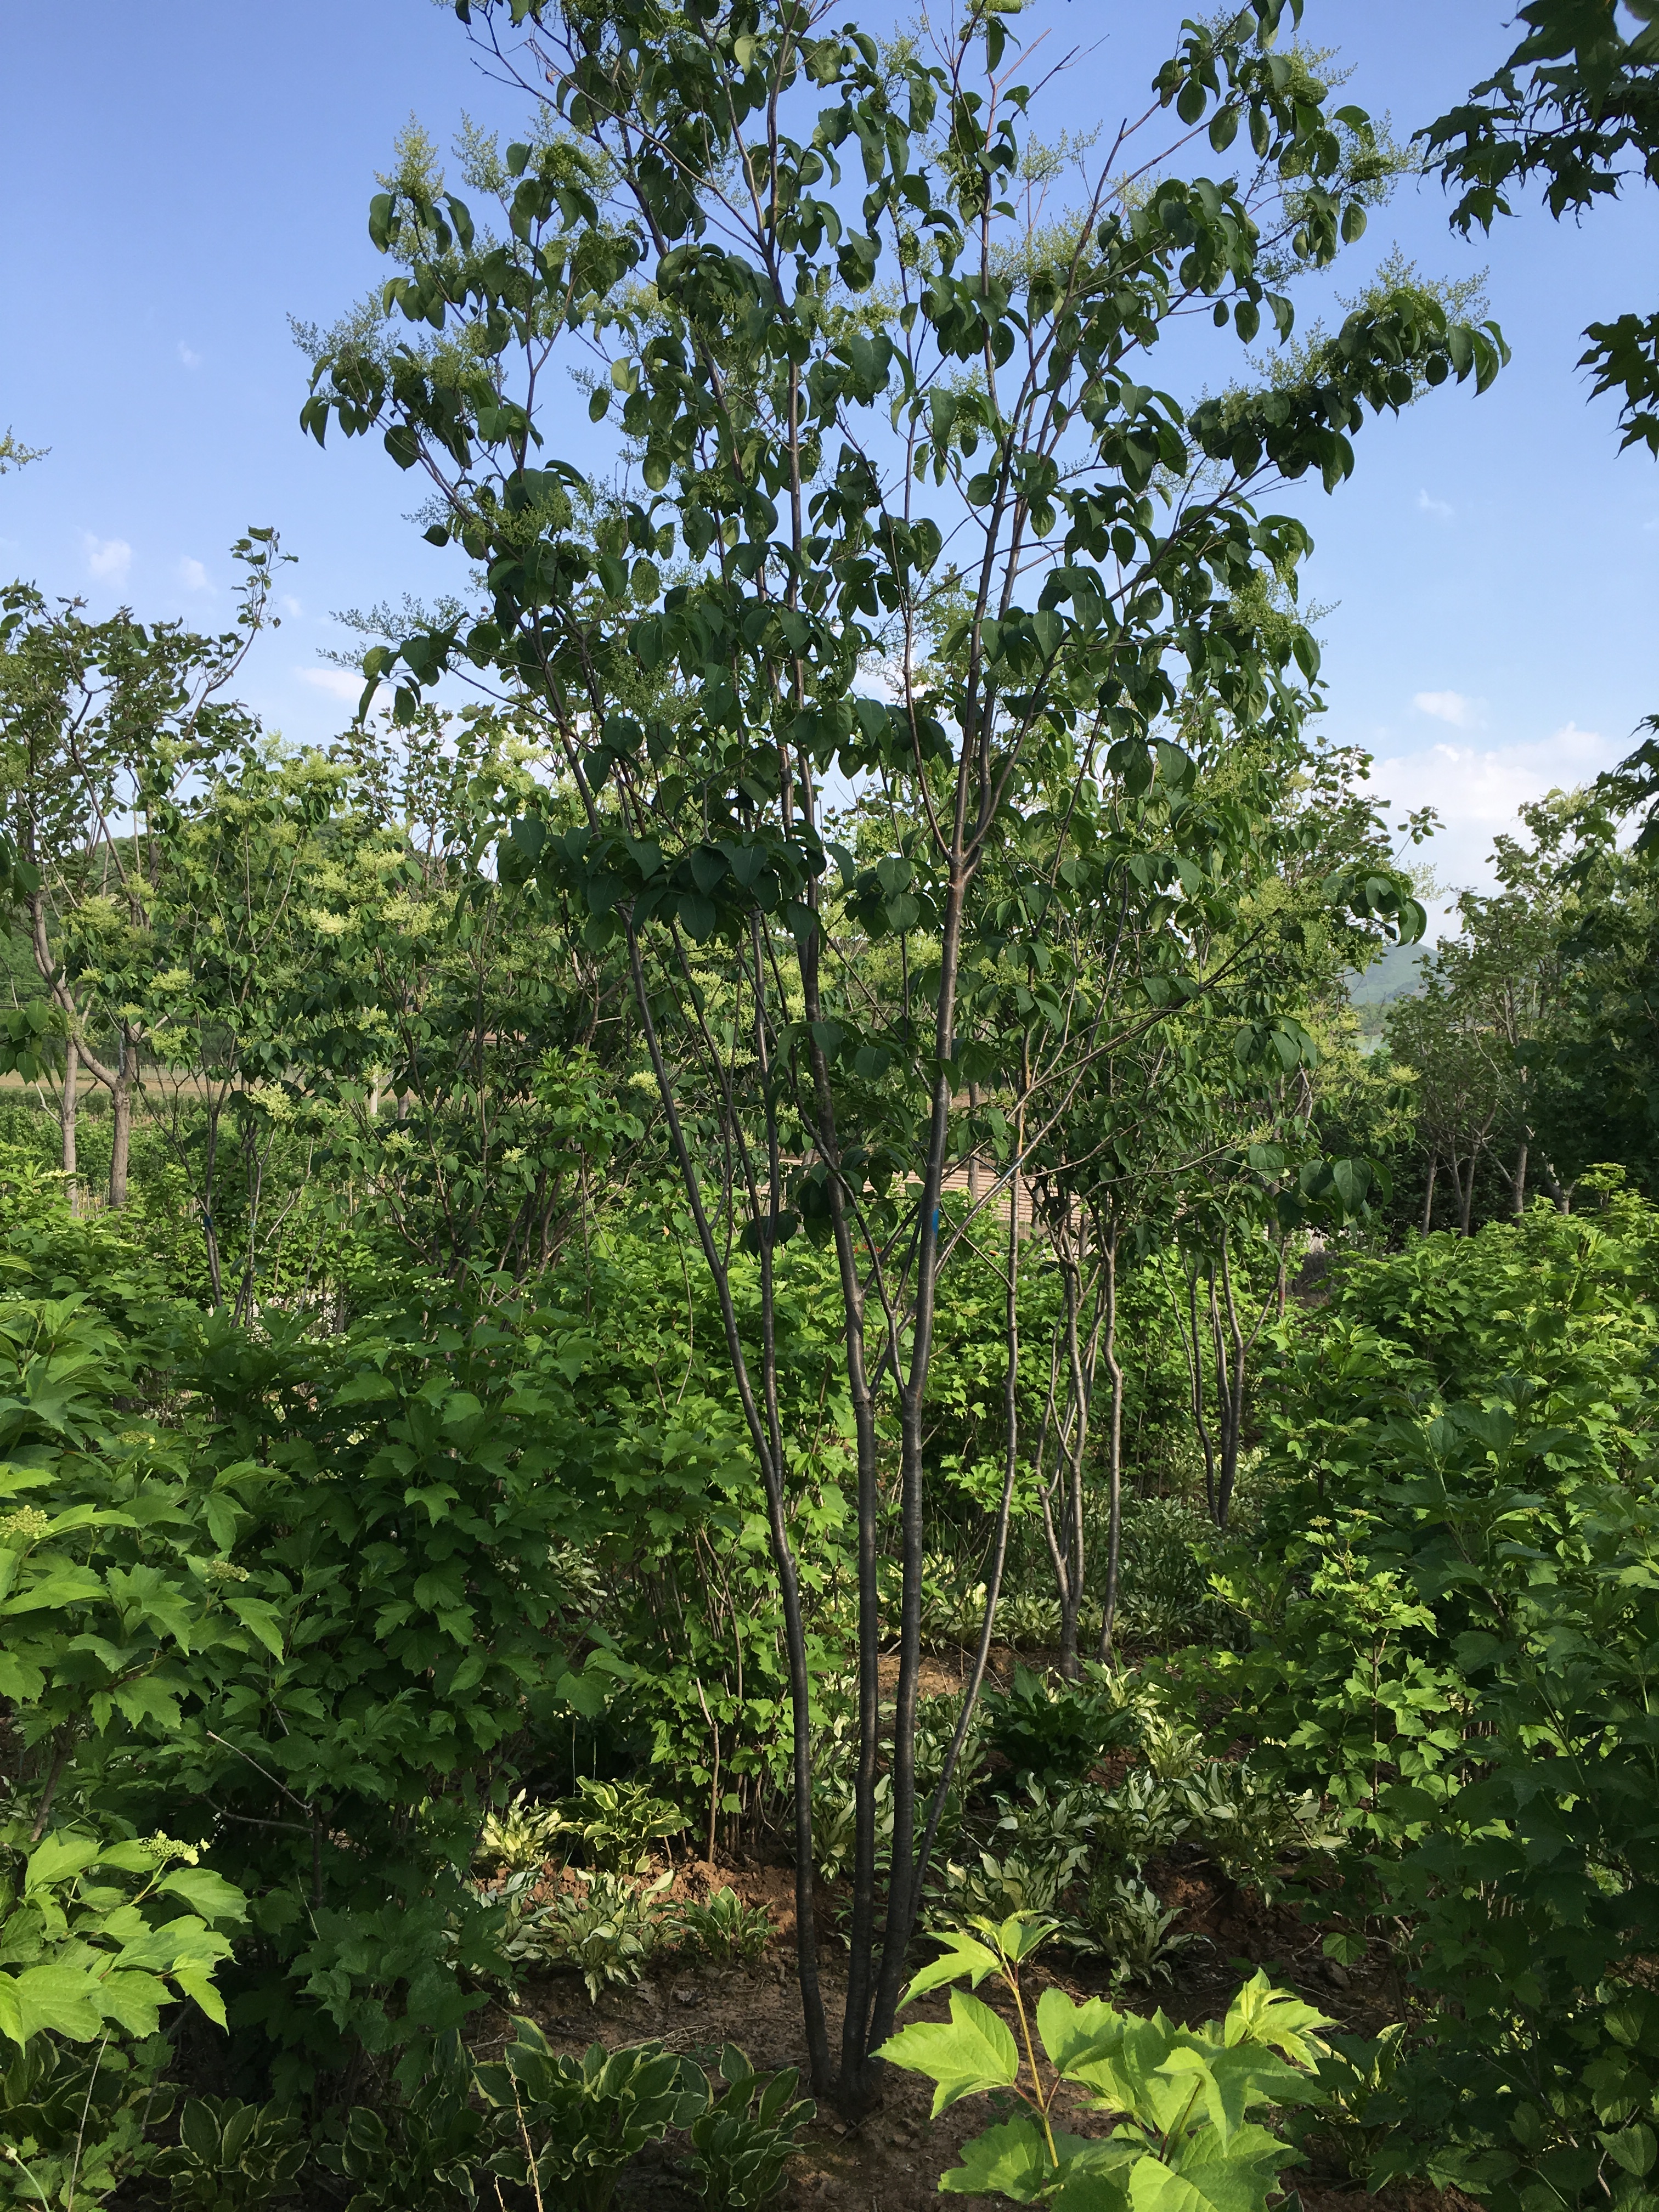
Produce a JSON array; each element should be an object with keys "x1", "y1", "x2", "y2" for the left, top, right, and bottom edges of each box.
[{"x1": 5, "y1": 0, "x2": 1659, "y2": 2207}]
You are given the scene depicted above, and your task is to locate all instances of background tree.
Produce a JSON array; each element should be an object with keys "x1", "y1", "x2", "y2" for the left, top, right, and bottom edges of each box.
[{"x1": 0, "y1": 539, "x2": 280, "y2": 1209}]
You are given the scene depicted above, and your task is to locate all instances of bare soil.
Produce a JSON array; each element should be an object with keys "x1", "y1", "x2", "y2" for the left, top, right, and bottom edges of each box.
[{"x1": 472, "y1": 1844, "x2": 1451, "y2": 2212}]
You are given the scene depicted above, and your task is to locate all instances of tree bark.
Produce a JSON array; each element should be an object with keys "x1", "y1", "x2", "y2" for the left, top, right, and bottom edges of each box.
[
  {"x1": 1421, "y1": 1153, "x2": 1437, "y2": 1234},
  {"x1": 59, "y1": 1038, "x2": 78, "y2": 1213},
  {"x1": 1510, "y1": 1139, "x2": 1528, "y2": 1218},
  {"x1": 1098, "y1": 1222, "x2": 1125, "y2": 1660},
  {"x1": 109, "y1": 1023, "x2": 134, "y2": 1209}
]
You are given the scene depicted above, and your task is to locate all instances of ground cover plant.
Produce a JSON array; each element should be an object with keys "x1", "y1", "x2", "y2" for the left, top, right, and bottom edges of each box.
[{"x1": 3, "y1": 0, "x2": 1659, "y2": 2204}]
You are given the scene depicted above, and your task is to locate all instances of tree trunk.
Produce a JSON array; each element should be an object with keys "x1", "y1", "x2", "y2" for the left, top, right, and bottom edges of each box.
[
  {"x1": 1098, "y1": 1223, "x2": 1125, "y2": 1660},
  {"x1": 1421, "y1": 1153, "x2": 1437, "y2": 1234},
  {"x1": 1511, "y1": 1139, "x2": 1527, "y2": 1218},
  {"x1": 109, "y1": 1024, "x2": 133, "y2": 1209},
  {"x1": 1458, "y1": 1156, "x2": 1476, "y2": 1235},
  {"x1": 59, "y1": 1038, "x2": 78, "y2": 1213}
]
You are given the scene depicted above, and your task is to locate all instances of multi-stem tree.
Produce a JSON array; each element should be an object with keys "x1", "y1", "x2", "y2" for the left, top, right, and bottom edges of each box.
[{"x1": 304, "y1": 0, "x2": 1500, "y2": 2109}]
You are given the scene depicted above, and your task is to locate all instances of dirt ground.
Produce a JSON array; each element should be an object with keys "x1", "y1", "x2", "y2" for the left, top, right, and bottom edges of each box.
[{"x1": 471, "y1": 1844, "x2": 1448, "y2": 2212}]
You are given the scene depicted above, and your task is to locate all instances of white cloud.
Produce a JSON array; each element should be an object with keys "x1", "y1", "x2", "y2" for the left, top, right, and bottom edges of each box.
[
  {"x1": 83, "y1": 533, "x2": 132, "y2": 583},
  {"x1": 1417, "y1": 488, "x2": 1454, "y2": 521},
  {"x1": 179, "y1": 556, "x2": 209, "y2": 591},
  {"x1": 280, "y1": 594, "x2": 303, "y2": 618},
  {"x1": 1373, "y1": 723, "x2": 1620, "y2": 905},
  {"x1": 177, "y1": 341, "x2": 201, "y2": 369},
  {"x1": 299, "y1": 667, "x2": 373, "y2": 702},
  {"x1": 1412, "y1": 689, "x2": 1485, "y2": 730}
]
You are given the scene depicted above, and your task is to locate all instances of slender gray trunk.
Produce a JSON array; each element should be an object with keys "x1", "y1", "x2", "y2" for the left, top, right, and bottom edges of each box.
[
  {"x1": 109, "y1": 1025, "x2": 133, "y2": 1209},
  {"x1": 1511, "y1": 1139, "x2": 1527, "y2": 1218},
  {"x1": 59, "y1": 1038, "x2": 78, "y2": 1213},
  {"x1": 1421, "y1": 1153, "x2": 1437, "y2": 1234},
  {"x1": 1098, "y1": 1223, "x2": 1125, "y2": 1659}
]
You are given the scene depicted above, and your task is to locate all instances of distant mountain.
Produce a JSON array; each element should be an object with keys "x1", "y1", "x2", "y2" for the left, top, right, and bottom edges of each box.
[{"x1": 1347, "y1": 939, "x2": 1429, "y2": 1008}]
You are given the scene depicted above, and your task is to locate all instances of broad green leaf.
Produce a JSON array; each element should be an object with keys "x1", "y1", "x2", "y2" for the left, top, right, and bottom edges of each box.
[
  {"x1": 11, "y1": 1961, "x2": 104, "y2": 2040},
  {"x1": 901, "y1": 1928, "x2": 1001, "y2": 2004},
  {"x1": 25, "y1": 1833, "x2": 103, "y2": 1893},
  {"x1": 876, "y1": 1989, "x2": 1020, "y2": 2115},
  {"x1": 157, "y1": 1866, "x2": 249, "y2": 1925},
  {"x1": 1222, "y1": 1973, "x2": 1331, "y2": 2064},
  {"x1": 95, "y1": 1966, "x2": 169, "y2": 2036},
  {"x1": 1041, "y1": 1987, "x2": 1127, "y2": 2075},
  {"x1": 940, "y1": 2115, "x2": 1071, "y2": 2200}
]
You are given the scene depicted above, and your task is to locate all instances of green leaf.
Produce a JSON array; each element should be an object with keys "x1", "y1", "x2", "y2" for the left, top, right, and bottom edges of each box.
[
  {"x1": 940, "y1": 2115, "x2": 1062, "y2": 2199},
  {"x1": 11, "y1": 1962, "x2": 104, "y2": 2040},
  {"x1": 876, "y1": 1989, "x2": 1020, "y2": 2115},
  {"x1": 1040, "y1": 1987, "x2": 1126, "y2": 2075},
  {"x1": 1222, "y1": 1972, "x2": 1331, "y2": 2064},
  {"x1": 25, "y1": 1833, "x2": 103, "y2": 1892},
  {"x1": 901, "y1": 1929, "x2": 1002, "y2": 2004},
  {"x1": 157, "y1": 1867, "x2": 249, "y2": 1926}
]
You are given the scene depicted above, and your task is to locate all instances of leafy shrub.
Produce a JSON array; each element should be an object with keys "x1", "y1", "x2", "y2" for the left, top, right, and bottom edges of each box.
[
  {"x1": 476, "y1": 1792, "x2": 572, "y2": 1875},
  {"x1": 153, "y1": 2096, "x2": 305, "y2": 2210},
  {"x1": 507, "y1": 1872, "x2": 675, "y2": 2002},
  {"x1": 0, "y1": 1825, "x2": 245, "y2": 2050},
  {"x1": 0, "y1": 2030, "x2": 173, "y2": 2209},
  {"x1": 877, "y1": 1915, "x2": 1328, "y2": 2207},
  {"x1": 564, "y1": 1779, "x2": 689, "y2": 1872},
  {"x1": 1212, "y1": 1200, "x2": 1659, "y2": 2210},
  {"x1": 676, "y1": 1888, "x2": 772, "y2": 1965},
  {"x1": 1076, "y1": 1871, "x2": 1198, "y2": 1987},
  {"x1": 1115, "y1": 1493, "x2": 1224, "y2": 1647},
  {"x1": 1285, "y1": 2024, "x2": 1412, "y2": 2189},
  {"x1": 320, "y1": 2030, "x2": 486, "y2": 2211},
  {"x1": 982, "y1": 1664, "x2": 1128, "y2": 1786},
  {"x1": 1177, "y1": 1759, "x2": 1343, "y2": 1897},
  {"x1": 681, "y1": 2043, "x2": 814, "y2": 2209},
  {"x1": 478, "y1": 2021, "x2": 704, "y2": 2212}
]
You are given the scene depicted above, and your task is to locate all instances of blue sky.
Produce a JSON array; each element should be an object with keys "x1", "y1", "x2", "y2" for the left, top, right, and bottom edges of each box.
[{"x1": 3, "y1": 1, "x2": 1655, "y2": 910}]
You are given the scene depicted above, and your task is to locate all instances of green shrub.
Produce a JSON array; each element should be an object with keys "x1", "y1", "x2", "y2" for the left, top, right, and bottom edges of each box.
[
  {"x1": 1210, "y1": 1199, "x2": 1659, "y2": 2209},
  {"x1": 681, "y1": 2044, "x2": 814, "y2": 2209},
  {"x1": 478, "y1": 2022, "x2": 705, "y2": 2212},
  {"x1": 877, "y1": 1915, "x2": 1328, "y2": 2208},
  {"x1": 153, "y1": 2096, "x2": 305, "y2": 2210},
  {"x1": 676, "y1": 1888, "x2": 772, "y2": 1965},
  {"x1": 563, "y1": 1778, "x2": 688, "y2": 1872},
  {"x1": 982, "y1": 1664, "x2": 1128, "y2": 1786}
]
